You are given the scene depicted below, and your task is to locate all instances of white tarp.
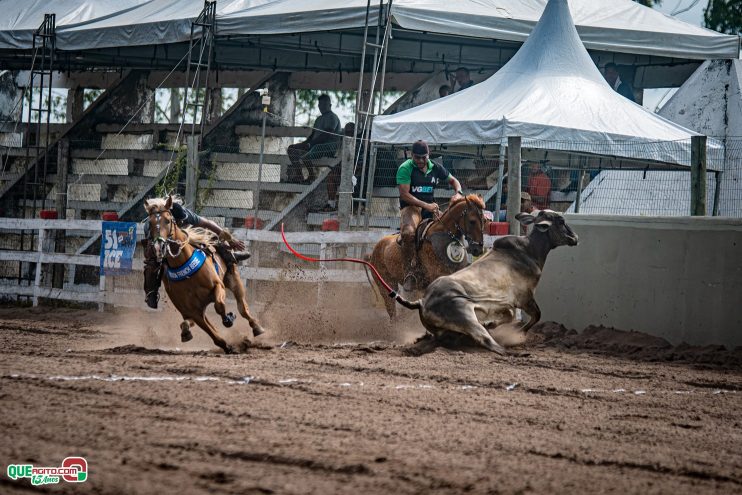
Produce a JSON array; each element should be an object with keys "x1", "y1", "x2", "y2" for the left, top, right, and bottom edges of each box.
[
  {"x1": 573, "y1": 59, "x2": 742, "y2": 216},
  {"x1": 372, "y1": 0, "x2": 711, "y2": 168},
  {"x1": 0, "y1": 0, "x2": 737, "y2": 60}
]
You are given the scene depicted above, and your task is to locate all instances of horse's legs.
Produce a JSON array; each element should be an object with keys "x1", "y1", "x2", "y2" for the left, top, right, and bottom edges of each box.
[
  {"x1": 212, "y1": 283, "x2": 236, "y2": 328},
  {"x1": 224, "y1": 268, "x2": 265, "y2": 337},
  {"x1": 192, "y1": 313, "x2": 234, "y2": 354},
  {"x1": 179, "y1": 320, "x2": 194, "y2": 342}
]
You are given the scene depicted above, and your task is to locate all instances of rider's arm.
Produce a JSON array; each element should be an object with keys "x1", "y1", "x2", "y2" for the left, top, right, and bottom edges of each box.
[
  {"x1": 398, "y1": 184, "x2": 438, "y2": 214},
  {"x1": 196, "y1": 217, "x2": 246, "y2": 251},
  {"x1": 448, "y1": 175, "x2": 464, "y2": 200}
]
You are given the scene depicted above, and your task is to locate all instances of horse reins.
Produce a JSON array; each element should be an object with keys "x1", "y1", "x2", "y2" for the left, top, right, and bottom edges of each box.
[
  {"x1": 149, "y1": 209, "x2": 186, "y2": 260},
  {"x1": 428, "y1": 197, "x2": 485, "y2": 253}
]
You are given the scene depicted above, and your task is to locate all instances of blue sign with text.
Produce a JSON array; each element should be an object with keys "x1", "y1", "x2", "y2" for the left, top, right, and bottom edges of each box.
[{"x1": 100, "y1": 222, "x2": 137, "y2": 275}]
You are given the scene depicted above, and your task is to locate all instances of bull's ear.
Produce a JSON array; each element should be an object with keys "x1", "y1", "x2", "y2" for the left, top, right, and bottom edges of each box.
[
  {"x1": 535, "y1": 220, "x2": 552, "y2": 232},
  {"x1": 165, "y1": 195, "x2": 173, "y2": 209},
  {"x1": 516, "y1": 212, "x2": 535, "y2": 225}
]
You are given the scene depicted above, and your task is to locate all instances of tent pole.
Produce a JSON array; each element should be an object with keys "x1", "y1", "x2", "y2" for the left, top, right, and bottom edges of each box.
[
  {"x1": 506, "y1": 136, "x2": 521, "y2": 235},
  {"x1": 494, "y1": 141, "x2": 506, "y2": 222}
]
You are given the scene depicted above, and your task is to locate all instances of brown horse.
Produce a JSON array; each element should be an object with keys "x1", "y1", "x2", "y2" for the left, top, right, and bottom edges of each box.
[
  {"x1": 144, "y1": 196, "x2": 264, "y2": 353},
  {"x1": 368, "y1": 194, "x2": 485, "y2": 319}
]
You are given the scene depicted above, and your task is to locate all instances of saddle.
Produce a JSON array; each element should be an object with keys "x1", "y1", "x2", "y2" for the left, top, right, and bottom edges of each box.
[{"x1": 395, "y1": 219, "x2": 470, "y2": 272}]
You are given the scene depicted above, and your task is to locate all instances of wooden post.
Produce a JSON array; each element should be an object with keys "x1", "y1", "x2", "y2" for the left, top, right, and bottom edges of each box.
[
  {"x1": 690, "y1": 135, "x2": 707, "y2": 216},
  {"x1": 53, "y1": 139, "x2": 69, "y2": 289},
  {"x1": 65, "y1": 87, "x2": 85, "y2": 123},
  {"x1": 712, "y1": 170, "x2": 722, "y2": 216},
  {"x1": 33, "y1": 228, "x2": 45, "y2": 307},
  {"x1": 506, "y1": 136, "x2": 522, "y2": 235},
  {"x1": 493, "y1": 142, "x2": 506, "y2": 222},
  {"x1": 338, "y1": 136, "x2": 354, "y2": 231},
  {"x1": 185, "y1": 135, "x2": 199, "y2": 208},
  {"x1": 363, "y1": 144, "x2": 378, "y2": 230}
]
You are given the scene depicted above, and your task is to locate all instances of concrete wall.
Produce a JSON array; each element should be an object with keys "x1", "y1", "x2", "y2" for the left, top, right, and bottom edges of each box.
[{"x1": 538, "y1": 215, "x2": 742, "y2": 348}]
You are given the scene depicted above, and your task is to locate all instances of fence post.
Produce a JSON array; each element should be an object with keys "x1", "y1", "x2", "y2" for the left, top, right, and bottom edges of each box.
[
  {"x1": 494, "y1": 141, "x2": 506, "y2": 222},
  {"x1": 712, "y1": 170, "x2": 722, "y2": 216},
  {"x1": 338, "y1": 136, "x2": 354, "y2": 231},
  {"x1": 363, "y1": 144, "x2": 378, "y2": 229},
  {"x1": 33, "y1": 228, "x2": 45, "y2": 307},
  {"x1": 54, "y1": 138, "x2": 69, "y2": 289},
  {"x1": 506, "y1": 136, "x2": 522, "y2": 235},
  {"x1": 185, "y1": 135, "x2": 199, "y2": 208},
  {"x1": 690, "y1": 135, "x2": 707, "y2": 216}
]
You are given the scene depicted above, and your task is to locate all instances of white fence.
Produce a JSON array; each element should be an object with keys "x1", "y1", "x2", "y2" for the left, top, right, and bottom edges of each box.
[{"x1": 0, "y1": 218, "x2": 395, "y2": 310}]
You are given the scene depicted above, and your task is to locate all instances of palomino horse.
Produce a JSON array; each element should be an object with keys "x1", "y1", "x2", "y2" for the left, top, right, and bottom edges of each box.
[
  {"x1": 144, "y1": 196, "x2": 264, "y2": 353},
  {"x1": 368, "y1": 194, "x2": 485, "y2": 319}
]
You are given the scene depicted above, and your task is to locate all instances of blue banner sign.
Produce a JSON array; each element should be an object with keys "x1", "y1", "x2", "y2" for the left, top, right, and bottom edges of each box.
[{"x1": 100, "y1": 222, "x2": 137, "y2": 275}]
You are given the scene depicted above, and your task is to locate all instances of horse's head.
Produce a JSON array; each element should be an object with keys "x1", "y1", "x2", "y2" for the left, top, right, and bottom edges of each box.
[
  {"x1": 444, "y1": 194, "x2": 485, "y2": 256},
  {"x1": 144, "y1": 196, "x2": 179, "y2": 258}
]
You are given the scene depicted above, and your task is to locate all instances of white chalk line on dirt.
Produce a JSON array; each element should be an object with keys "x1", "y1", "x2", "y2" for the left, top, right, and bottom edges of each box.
[{"x1": 3, "y1": 373, "x2": 738, "y2": 396}]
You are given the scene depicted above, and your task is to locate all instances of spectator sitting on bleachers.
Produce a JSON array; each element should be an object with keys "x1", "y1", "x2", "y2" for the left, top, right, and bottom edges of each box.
[
  {"x1": 319, "y1": 122, "x2": 360, "y2": 212},
  {"x1": 286, "y1": 94, "x2": 341, "y2": 184}
]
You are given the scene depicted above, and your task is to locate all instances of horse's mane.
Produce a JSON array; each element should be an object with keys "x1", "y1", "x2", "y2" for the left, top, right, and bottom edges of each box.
[
  {"x1": 448, "y1": 194, "x2": 485, "y2": 211},
  {"x1": 144, "y1": 195, "x2": 183, "y2": 215},
  {"x1": 182, "y1": 226, "x2": 218, "y2": 247}
]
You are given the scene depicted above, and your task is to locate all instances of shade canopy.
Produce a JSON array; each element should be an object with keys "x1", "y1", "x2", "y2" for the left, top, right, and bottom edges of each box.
[
  {"x1": 0, "y1": 0, "x2": 737, "y2": 60},
  {"x1": 371, "y1": 0, "x2": 714, "y2": 168}
]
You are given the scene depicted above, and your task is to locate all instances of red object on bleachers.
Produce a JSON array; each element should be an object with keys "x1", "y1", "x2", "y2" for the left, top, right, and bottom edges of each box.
[
  {"x1": 102, "y1": 211, "x2": 119, "y2": 221},
  {"x1": 244, "y1": 216, "x2": 265, "y2": 229},
  {"x1": 486, "y1": 221, "x2": 509, "y2": 236},
  {"x1": 321, "y1": 218, "x2": 340, "y2": 231},
  {"x1": 39, "y1": 209, "x2": 58, "y2": 219}
]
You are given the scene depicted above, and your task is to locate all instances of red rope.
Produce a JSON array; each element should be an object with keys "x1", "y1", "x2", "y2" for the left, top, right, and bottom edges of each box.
[{"x1": 280, "y1": 223, "x2": 396, "y2": 294}]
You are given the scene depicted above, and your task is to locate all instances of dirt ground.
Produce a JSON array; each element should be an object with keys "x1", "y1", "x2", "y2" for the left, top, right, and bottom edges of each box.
[{"x1": 1, "y1": 304, "x2": 741, "y2": 495}]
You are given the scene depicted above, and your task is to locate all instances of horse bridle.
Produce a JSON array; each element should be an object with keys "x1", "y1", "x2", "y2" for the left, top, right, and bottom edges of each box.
[
  {"x1": 149, "y1": 209, "x2": 185, "y2": 259},
  {"x1": 433, "y1": 196, "x2": 485, "y2": 253}
]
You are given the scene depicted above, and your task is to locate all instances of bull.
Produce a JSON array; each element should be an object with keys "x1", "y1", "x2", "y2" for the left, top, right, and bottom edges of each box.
[{"x1": 393, "y1": 209, "x2": 578, "y2": 353}]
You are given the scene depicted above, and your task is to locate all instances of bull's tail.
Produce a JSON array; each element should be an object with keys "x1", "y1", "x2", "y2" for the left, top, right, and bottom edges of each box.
[{"x1": 391, "y1": 292, "x2": 422, "y2": 310}]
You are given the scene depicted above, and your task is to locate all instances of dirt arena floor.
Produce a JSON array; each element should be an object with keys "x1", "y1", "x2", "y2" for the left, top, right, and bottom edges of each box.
[{"x1": 1, "y1": 303, "x2": 741, "y2": 494}]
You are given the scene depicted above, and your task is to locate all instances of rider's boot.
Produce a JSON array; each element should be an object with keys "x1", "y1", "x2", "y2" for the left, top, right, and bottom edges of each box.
[
  {"x1": 142, "y1": 239, "x2": 162, "y2": 309},
  {"x1": 400, "y1": 233, "x2": 418, "y2": 292},
  {"x1": 215, "y1": 243, "x2": 250, "y2": 271}
]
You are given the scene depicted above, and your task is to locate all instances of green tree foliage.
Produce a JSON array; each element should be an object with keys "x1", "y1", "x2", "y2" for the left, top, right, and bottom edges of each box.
[{"x1": 704, "y1": 0, "x2": 742, "y2": 34}]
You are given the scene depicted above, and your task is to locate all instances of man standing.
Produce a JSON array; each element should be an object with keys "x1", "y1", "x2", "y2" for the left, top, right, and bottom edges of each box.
[
  {"x1": 397, "y1": 140, "x2": 464, "y2": 290},
  {"x1": 603, "y1": 62, "x2": 635, "y2": 102},
  {"x1": 451, "y1": 67, "x2": 475, "y2": 92},
  {"x1": 286, "y1": 94, "x2": 342, "y2": 183},
  {"x1": 526, "y1": 162, "x2": 552, "y2": 211}
]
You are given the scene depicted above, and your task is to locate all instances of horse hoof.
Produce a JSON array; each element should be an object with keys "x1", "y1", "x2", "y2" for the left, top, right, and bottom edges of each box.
[
  {"x1": 180, "y1": 329, "x2": 193, "y2": 343},
  {"x1": 222, "y1": 312, "x2": 236, "y2": 328},
  {"x1": 252, "y1": 326, "x2": 265, "y2": 337},
  {"x1": 224, "y1": 345, "x2": 236, "y2": 354}
]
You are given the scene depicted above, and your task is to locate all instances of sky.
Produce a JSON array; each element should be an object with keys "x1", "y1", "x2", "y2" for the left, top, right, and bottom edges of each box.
[{"x1": 642, "y1": 0, "x2": 709, "y2": 112}]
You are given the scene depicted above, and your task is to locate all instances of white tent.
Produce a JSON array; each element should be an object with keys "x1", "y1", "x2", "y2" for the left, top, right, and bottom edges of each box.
[
  {"x1": 573, "y1": 59, "x2": 742, "y2": 216},
  {"x1": 372, "y1": 0, "x2": 710, "y2": 168},
  {"x1": 0, "y1": 0, "x2": 737, "y2": 60}
]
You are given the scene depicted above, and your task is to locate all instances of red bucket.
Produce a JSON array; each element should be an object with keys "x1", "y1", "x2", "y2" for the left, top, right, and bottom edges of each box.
[
  {"x1": 102, "y1": 211, "x2": 119, "y2": 221},
  {"x1": 39, "y1": 209, "x2": 58, "y2": 219},
  {"x1": 244, "y1": 216, "x2": 265, "y2": 229},
  {"x1": 321, "y1": 218, "x2": 340, "y2": 231},
  {"x1": 486, "y1": 221, "x2": 509, "y2": 236}
]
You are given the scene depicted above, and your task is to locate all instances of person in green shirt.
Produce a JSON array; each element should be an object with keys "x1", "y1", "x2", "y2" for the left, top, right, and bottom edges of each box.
[{"x1": 397, "y1": 140, "x2": 464, "y2": 290}]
